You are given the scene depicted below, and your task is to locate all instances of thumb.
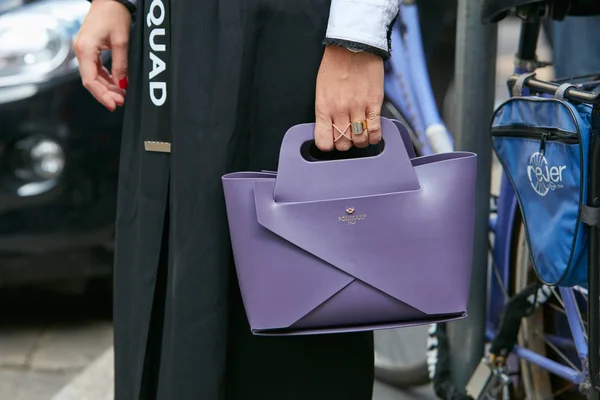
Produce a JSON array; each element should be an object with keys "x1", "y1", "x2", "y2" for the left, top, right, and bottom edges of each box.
[{"x1": 110, "y1": 35, "x2": 129, "y2": 89}]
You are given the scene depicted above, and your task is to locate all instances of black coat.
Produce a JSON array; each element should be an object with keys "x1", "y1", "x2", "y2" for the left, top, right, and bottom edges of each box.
[{"x1": 113, "y1": 0, "x2": 374, "y2": 398}]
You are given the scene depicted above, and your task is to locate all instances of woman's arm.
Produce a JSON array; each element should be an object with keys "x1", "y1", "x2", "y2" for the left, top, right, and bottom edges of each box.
[
  {"x1": 323, "y1": 0, "x2": 400, "y2": 59},
  {"x1": 315, "y1": 0, "x2": 398, "y2": 151}
]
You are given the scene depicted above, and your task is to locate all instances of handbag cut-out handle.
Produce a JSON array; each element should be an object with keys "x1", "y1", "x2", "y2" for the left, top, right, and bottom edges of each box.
[{"x1": 273, "y1": 118, "x2": 421, "y2": 202}]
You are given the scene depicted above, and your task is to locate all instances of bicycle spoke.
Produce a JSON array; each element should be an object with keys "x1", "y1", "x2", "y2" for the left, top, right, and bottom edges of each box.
[
  {"x1": 550, "y1": 287, "x2": 566, "y2": 310},
  {"x1": 573, "y1": 285, "x2": 588, "y2": 299},
  {"x1": 489, "y1": 238, "x2": 509, "y2": 300},
  {"x1": 534, "y1": 329, "x2": 581, "y2": 373},
  {"x1": 572, "y1": 289, "x2": 588, "y2": 342},
  {"x1": 549, "y1": 287, "x2": 589, "y2": 344},
  {"x1": 547, "y1": 302, "x2": 567, "y2": 315},
  {"x1": 493, "y1": 262, "x2": 509, "y2": 300},
  {"x1": 551, "y1": 382, "x2": 575, "y2": 399}
]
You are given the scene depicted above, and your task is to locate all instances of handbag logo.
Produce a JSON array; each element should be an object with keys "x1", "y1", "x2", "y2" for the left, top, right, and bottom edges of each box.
[
  {"x1": 338, "y1": 208, "x2": 366, "y2": 225},
  {"x1": 527, "y1": 151, "x2": 566, "y2": 197}
]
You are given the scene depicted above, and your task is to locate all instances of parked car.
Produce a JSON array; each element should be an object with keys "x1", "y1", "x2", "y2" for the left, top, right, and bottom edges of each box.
[{"x1": 0, "y1": 0, "x2": 122, "y2": 292}]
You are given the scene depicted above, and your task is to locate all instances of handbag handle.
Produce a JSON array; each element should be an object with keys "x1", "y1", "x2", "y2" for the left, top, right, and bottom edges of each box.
[{"x1": 273, "y1": 118, "x2": 421, "y2": 202}]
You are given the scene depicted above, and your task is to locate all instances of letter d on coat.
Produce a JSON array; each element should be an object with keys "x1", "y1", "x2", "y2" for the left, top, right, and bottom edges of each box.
[{"x1": 150, "y1": 82, "x2": 167, "y2": 106}]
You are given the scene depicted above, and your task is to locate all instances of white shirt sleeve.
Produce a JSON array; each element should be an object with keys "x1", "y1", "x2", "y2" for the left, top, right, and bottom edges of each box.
[{"x1": 324, "y1": 0, "x2": 400, "y2": 56}]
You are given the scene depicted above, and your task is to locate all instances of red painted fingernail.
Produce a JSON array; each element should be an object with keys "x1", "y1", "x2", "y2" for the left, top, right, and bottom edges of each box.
[
  {"x1": 118, "y1": 78, "x2": 128, "y2": 89},
  {"x1": 106, "y1": 106, "x2": 114, "y2": 112}
]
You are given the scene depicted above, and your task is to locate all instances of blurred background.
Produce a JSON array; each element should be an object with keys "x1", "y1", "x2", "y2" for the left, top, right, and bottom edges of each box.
[{"x1": 0, "y1": 0, "x2": 556, "y2": 399}]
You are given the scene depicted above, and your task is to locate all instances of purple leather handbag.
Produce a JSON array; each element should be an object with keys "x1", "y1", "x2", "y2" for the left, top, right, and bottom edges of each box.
[{"x1": 222, "y1": 118, "x2": 477, "y2": 335}]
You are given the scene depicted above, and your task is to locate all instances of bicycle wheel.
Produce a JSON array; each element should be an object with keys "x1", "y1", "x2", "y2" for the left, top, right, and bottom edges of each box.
[
  {"x1": 511, "y1": 219, "x2": 588, "y2": 399},
  {"x1": 374, "y1": 326, "x2": 431, "y2": 388},
  {"x1": 373, "y1": 101, "x2": 431, "y2": 388}
]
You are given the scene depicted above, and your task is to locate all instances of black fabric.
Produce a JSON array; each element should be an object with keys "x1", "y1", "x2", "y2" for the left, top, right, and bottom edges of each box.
[
  {"x1": 489, "y1": 283, "x2": 540, "y2": 359},
  {"x1": 113, "y1": 0, "x2": 374, "y2": 399},
  {"x1": 582, "y1": 204, "x2": 600, "y2": 227}
]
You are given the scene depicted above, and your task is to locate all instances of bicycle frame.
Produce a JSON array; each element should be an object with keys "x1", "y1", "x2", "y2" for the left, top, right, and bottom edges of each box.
[
  {"x1": 385, "y1": 2, "x2": 454, "y2": 156},
  {"x1": 386, "y1": 3, "x2": 599, "y2": 396}
]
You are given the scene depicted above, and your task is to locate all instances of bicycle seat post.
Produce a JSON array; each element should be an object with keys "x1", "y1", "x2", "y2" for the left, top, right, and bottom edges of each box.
[{"x1": 514, "y1": 4, "x2": 545, "y2": 74}]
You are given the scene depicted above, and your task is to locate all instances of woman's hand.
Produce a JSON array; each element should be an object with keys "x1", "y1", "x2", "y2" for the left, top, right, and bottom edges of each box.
[
  {"x1": 314, "y1": 46, "x2": 384, "y2": 151},
  {"x1": 74, "y1": 0, "x2": 131, "y2": 111}
]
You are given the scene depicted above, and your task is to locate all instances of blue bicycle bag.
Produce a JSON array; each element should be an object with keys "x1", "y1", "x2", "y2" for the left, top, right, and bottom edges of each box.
[{"x1": 491, "y1": 96, "x2": 591, "y2": 287}]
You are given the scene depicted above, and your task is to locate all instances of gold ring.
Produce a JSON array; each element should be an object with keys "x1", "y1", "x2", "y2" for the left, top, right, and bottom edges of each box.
[
  {"x1": 351, "y1": 121, "x2": 367, "y2": 135},
  {"x1": 333, "y1": 123, "x2": 352, "y2": 142}
]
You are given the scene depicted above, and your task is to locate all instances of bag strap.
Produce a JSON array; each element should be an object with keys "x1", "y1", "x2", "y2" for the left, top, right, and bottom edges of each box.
[
  {"x1": 581, "y1": 205, "x2": 600, "y2": 227},
  {"x1": 511, "y1": 72, "x2": 536, "y2": 97},
  {"x1": 555, "y1": 83, "x2": 576, "y2": 100}
]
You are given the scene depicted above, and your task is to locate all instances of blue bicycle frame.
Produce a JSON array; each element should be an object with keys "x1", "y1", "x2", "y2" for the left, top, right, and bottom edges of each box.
[{"x1": 386, "y1": 2, "x2": 592, "y2": 391}]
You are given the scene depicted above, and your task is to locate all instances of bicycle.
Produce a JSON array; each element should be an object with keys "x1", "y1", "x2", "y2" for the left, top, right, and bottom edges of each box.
[{"x1": 375, "y1": 1, "x2": 600, "y2": 399}]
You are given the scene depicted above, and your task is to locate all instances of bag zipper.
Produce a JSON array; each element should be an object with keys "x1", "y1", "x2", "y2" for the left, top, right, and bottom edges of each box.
[{"x1": 492, "y1": 127, "x2": 579, "y2": 156}]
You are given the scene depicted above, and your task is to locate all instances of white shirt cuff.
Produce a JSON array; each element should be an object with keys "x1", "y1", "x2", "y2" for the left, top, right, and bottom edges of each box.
[{"x1": 325, "y1": 0, "x2": 400, "y2": 54}]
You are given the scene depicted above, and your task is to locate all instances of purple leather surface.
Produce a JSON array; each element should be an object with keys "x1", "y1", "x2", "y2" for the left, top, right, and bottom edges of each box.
[
  {"x1": 273, "y1": 119, "x2": 420, "y2": 202},
  {"x1": 222, "y1": 118, "x2": 477, "y2": 335}
]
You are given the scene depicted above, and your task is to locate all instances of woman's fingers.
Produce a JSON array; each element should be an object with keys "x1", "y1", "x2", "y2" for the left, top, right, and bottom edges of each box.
[
  {"x1": 366, "y1": 105, "x2": 382, "y2": 145},
  {"x1": 332, "y1": 113, "x2": 353, "y2": 151},
  {"x1": 314, "y1": 110, "x2": 335, "y2": 152},
  {"x1": 109, "y1": 34, "x2": 129, "y2": 89},
  {"x1": 74, "y1": 0, "x2": 132, "y2": 110},
  {"x1": 98, "y1": 65, "x2": 125, "y2": 93},
  {"x1": 314, "y1": 46, "x2": 385, "y2": 152},
  {"x1": 75, "y1": 42, "x2": 119, "y2": 110},
  {"x1": 98, "y1": 65, "x2": 126, "y2": 106}
]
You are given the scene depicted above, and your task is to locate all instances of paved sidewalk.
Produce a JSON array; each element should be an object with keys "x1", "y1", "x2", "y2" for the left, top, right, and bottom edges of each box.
[
  {"x1": 50, "y1": 348, "x2": 114, "y2": 400},
  {"x1": 0, "y1": 321, "x2": 112, "y2": 400},
  {"x1": 48, "y1": 345, "x2": 436, "y2": 400}
]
